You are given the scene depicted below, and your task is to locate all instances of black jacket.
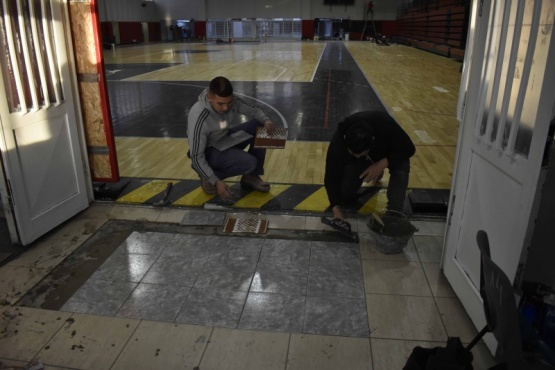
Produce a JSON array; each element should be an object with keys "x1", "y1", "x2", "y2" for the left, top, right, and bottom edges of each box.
[{"x1": 324, "y1": 111, "x2": 416, "y2": 208}]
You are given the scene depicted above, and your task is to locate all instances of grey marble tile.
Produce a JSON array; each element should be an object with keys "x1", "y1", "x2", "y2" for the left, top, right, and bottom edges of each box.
[
  {"x1": 238, "y1": 292, "x2": 305, "y2": 332},
  {"x1": 194, "y1": 259, "x2": 256, "y2": 291},
  {"x1": 181, "y1": 210, "x2": 226, "y2": 225},
  {"x1": 159, "y1": 234, "x2": 219, "y2": 259},
  {"x1": 90, "y1": 253, "x2": 158, "y2": 282},
  {"x1": 113, "y1": 231, "x2": 174, "y2": 255},
  {"x1": 310, "y1": 241, "x2": 361, "y2": 267},
  {"x1": 304, "y1": 296, "x2": 369, "y2": 337},
  {"x1": 175, "y1": 287, "x2": 248, "y2": 327},
  {"x1": 141, "y1": 256, "x2": 206, "y2": 286},
  {"x1": 61, "y1": 279, "x2": 137, "y2": 316},
  {"x1": 307, "y1": 261, "x2": 365, "y2": 298},
  {"x1": 251, "y1": 263, "x2": 308, "y2": 295},
  {"x1": 259, "y1": 239, "x2": 311, "y2": 267},
  {"x1": 208, "y1": 237, "x2": 263, "y2": 263},
  {"x1": 116, "y1": 283, "x2": 190, "y2": 322}
]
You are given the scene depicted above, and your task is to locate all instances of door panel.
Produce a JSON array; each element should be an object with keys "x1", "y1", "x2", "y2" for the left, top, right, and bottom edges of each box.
[
  {"x1": 0, "y1": 0, "x2": 89, "y2": 245},
  {"x1": 444, "y1": 0, "x2": 555, "y2": 351}
]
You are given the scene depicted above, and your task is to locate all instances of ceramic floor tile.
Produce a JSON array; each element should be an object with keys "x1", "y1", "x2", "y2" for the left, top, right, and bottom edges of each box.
[
  {"x1": 199, "y1": 327, "x2": 289, "y2": 370},
  {"x1": 310, "y1": 241, "x2": 361, "y2": 266},
  {"x1": 287, "y1": 333, "x2": 372, "y2": 370},
  {"x1": 265, "y1": 214, "x2": 306, "y2": 229},
  {"x1": 0, "y1": 265, "x2": 49, "y2": 305},
  {"x1": 367, "y1": 294, "x2": 447, "y2": 341},
  {"x1": 304, "y1": 296, "x2": 369, "y2": 337},
  {"x1": 307, "y1": 262, "x2": 365, "y2": 298},
  {"x1": 238, "y1": 292, "x2": 305, "y2": 332},
  {"x1": 251, "y1": 262, "x2": 308, "y2": 295},
  {"x1": 115, "y1": 283, "x2": 190, "y2": 321},
  {"x1": 194, "y1": 259, "x2": 256, "y2": 291},
  {"x1": 89, "y1": 252, "x2": 158, "y2": 282},
  {"x1": 411, "y1": 220, "x2": 446, "y2": 236},
  {"x1": 370, "y1": 338, "x2": 444, "y2": 370},
  {"x1": 6, "y1": 240, "x2": 82, "y2": 271},
  {"x1": 156, "y1": 208, "x2": 187, "y2": 223},
  {"x1": 181, "y1": 209, "x2": 226, "y2": 225},
  {"x1": 361, "y1": 260, "x2": 432, "y2": 296},
  {"x1": 208, "y1": 237, "x2": 262, "y2": 263},
  {"x1": 175, "y1": 287, "x2": 247, "y2": 327},
  {"x1": 413, "y1": 235, "x2": 444, "y2": 263},
  {"x1": 159, "y1": 233, "x2": 218, "y2": 259},
  {"x1": 421, "y1": 262, "x2": 456, "y2": 297},
  {"x1": 0, "y1": 307, "x2": 71, "y2": 361},
  {"x1": 141, "y1": 255, "x2": 206, "y2": 286},
  {"x1": 112, "y1": 231, "x2": 174, "y2": 255},
  {"x1": 111, "y1": 320, "x2": 212, "y2": 370},
  {"x1": 435, "y1": 297, "x2": 479, "y2": 343},
  {"x1": 36, "y1": 313, "x2": 140, "y2": 369},
  {"x1": 259, "y1": 239, "x2": 310, "y2": 267},
  {"x1": 60, "y1": 279, "x2": 137, "y2": 316},
  {"x1": 359, "y1": 232, "x2": 419, "y2": 262}
]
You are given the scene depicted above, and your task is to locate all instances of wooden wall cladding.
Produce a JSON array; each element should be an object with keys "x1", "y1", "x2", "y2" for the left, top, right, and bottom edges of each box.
[{"x1": 68, "y1": 0, "x2": 119, "y2": 182}]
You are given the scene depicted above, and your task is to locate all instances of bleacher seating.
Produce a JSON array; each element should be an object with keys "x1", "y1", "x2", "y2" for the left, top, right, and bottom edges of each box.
[{"x1": 393, "y1": 0, "x2": 470, "y2": 61}]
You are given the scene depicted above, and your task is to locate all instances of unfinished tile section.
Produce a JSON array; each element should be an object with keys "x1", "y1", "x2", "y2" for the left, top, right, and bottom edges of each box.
[{"x1": 58, "y1": 229, "x2": 368, "y2": 337}]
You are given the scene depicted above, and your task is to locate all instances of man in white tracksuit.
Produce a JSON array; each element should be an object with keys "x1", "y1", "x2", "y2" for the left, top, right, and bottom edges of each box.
[{"x1": 187, "y1": 76, "x2": 274, "y2": 199}]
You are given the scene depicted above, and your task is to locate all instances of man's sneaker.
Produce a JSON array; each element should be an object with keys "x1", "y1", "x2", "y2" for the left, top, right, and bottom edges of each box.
[
  {"x1": 201, "y1": 178, "x2": 217, "y2": 195},
  {"x1": 240, "y1": 174, "x2": 271, "y2": 192}
]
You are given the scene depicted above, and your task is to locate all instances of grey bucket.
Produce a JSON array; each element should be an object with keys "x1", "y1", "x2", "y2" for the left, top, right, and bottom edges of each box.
[{"x1": 367, "y1": 211, "x2": 417, "y2": 254}]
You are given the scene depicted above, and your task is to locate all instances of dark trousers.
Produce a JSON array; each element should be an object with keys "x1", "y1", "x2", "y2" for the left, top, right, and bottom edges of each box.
[
  {"x1": 341, "y1": 158, "x2": 410, "y2": 212},
  {"x1": 205, "y1": 119, "x2": 266, "y2": 180}
]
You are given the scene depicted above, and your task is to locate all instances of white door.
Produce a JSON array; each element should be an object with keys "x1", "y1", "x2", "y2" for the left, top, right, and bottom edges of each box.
[
  {"x1": 443, "y1": 0, "x2": 555, "y2": 349},
  {"x1": 0, "y1": 0, "x2": 90, "y2": 245}
]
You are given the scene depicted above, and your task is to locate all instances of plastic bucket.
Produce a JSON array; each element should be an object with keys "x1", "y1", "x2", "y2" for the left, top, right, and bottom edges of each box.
[{"x1": 367, "y1": 212, "x2": 417, "y2": 254}]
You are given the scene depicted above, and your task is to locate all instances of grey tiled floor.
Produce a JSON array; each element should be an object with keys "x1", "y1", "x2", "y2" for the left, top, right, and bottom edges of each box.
[
  {"x1": 0, "y1": 205, "x2": 497, "y2": 370},
  {"x1": 61, "y1": 231, "x2": 370, "y2": 337}
]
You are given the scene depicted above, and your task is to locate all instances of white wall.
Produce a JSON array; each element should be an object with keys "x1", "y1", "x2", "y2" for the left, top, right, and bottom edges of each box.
[{"x1": 98, "y1": 0, "x2": 401, "y2": 22}]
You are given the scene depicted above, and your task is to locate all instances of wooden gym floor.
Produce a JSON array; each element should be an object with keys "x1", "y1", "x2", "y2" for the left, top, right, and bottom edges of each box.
[{"x1": 102, "y1": 41, "x2": 461, "y2": 215}]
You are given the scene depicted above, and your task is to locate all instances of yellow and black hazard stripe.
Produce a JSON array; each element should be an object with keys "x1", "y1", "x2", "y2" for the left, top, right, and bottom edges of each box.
[{"x1": 93, "y1": 178, "x2": 449, "y2": 216}]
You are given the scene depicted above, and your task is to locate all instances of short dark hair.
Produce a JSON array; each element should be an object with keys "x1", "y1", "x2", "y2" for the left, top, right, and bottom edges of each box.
[
  {"x1": 344, "y1": 121, "x2": 374, "y2": 154},
  {"x1": 209, "y1": 76, "x2": 233, "y2": 97}
]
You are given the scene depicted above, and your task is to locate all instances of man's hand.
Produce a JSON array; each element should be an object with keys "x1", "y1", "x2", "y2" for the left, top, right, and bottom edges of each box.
[
  {"x1": 360, "y1": 158, "x2": 388, "y2": 183},
  {"x1": 332, "y1": 205, "x2": 345, "y2": 220},
  {"x1": 263, "y1": 120, "x2": 275, "y2": 135},
  {"x1": 215, "y1": 180, "x2": 233, "y2": 200}
]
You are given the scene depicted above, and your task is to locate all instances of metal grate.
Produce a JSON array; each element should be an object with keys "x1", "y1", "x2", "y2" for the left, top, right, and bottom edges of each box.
[{"x1": 223, "y1": 218, "x2": 269, "y2": 234}]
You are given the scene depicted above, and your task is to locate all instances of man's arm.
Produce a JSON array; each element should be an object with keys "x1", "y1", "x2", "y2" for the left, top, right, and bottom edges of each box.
[
  {"x1": 187, "y1": 108, "x2": 217, "y2": 184},
  {"x1": 235, "y1": 95, "x2": 271, "y2": 125}
]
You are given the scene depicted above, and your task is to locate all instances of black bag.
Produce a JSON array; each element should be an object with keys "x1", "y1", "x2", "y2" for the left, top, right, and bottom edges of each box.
[{"x1": 403, "y1": 337, "x2": 474, "y2": 370}]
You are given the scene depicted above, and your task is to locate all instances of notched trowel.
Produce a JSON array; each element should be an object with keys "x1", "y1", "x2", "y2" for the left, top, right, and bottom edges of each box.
[{"x1": 321, "y1": 216, "x2": 359, "y2": 242}]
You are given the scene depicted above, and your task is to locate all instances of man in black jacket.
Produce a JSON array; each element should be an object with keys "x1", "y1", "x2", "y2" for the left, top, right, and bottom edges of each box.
[{"x1": 324, "y1": 111, "x2": 415, "y2": 227}]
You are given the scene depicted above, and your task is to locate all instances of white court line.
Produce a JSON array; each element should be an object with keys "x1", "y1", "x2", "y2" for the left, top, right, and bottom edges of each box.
[{"x1": 311, "y1": 42, "x2": 327, "y2": 82}]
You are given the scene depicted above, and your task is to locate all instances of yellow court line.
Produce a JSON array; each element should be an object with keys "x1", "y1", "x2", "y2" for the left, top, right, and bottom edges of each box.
[
  {"x1": 116, "y1": 180, "x2": 175, "y2": 203},
  {"x1": 294, "y1": 186, "x2": 329, "y2": 212},
  {"x1": 233, "y1": 184, "x2": 290, "y2": 209},
  {"x1": 172, "y1": 186, "x2": 217, "y2": 206},
  {"x1": 357, "y1": 189, "x2": 388, "y2": 215}
]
